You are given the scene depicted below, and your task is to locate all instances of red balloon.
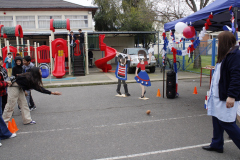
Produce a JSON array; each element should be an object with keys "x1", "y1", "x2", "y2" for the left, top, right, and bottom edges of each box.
[{"x1": 183, "y1": 26, "x2": 196, "y2": 39}]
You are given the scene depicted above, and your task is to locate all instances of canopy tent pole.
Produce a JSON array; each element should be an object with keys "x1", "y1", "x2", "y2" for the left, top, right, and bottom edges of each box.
[
  {"x1": 182, "y1": 39, "x2": 185, "y2": 70},
  {"x1": 234, "y1": 7, "x2": 238, "y2": 40},
  {"x1": 211, "y1": 38, "x2": 216, "y2": 68}
]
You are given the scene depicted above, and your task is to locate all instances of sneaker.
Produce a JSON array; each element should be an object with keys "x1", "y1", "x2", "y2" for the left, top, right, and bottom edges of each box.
[
  {"x1": 116, "y1": 90, "x2": 121, "y2": 95},
  {"x1": 9, "y1": 133, "x2": 16, "y2": 138},
  {"x1": 125, "y1": 93, "x2": 131, "y2": 96},
  {"x1": 30, "y1": 106, "x2": 37, "y2": 111},
  {"x1": 25, "y1": 121, "x2": 36, "y2": 125},
  {"x1": 140, "y1": 95, "x2": 144, "y2": 98},
  {"x1": 0, "y1": 143, "x2": 2, "y2": 147}
]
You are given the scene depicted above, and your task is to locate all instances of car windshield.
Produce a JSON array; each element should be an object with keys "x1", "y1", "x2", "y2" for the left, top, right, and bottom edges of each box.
[{"x1": 127, "y1": 48, "x2": 148, "y2": 55}]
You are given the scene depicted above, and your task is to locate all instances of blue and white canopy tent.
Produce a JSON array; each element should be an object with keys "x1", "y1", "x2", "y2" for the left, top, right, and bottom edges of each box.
[
  {"x1": 162, "y1": 0, "x2": 240, "y2": 98},
  {"x1": 164, "y1": 0, "x2": 240, "y2": 32}
]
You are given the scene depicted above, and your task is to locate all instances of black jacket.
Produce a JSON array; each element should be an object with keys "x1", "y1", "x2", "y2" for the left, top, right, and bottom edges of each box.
[
  {"x1": 16, "y1": 76, "x2": 51, "y2": 94},
  {"x1": 12, "y1": 56, "x2": 23, "y2": 77},
  {"x1": 219, "y1": 46, "x2": 240, "y2": 101},
  {"x1": 69, "y1": 34, "x2": 77, "y2": 45},
  {"x1": 79, "y1": 32, "x2": 84, "y2": 43}
]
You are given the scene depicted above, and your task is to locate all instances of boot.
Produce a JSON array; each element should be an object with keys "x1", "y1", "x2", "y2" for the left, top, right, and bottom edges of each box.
[
  {"x1": 116, "y1": 84, "x2": 121, "y2": 95},
  {"x1": 124, "y1": 84, "x2": 130, "y2": 96}
]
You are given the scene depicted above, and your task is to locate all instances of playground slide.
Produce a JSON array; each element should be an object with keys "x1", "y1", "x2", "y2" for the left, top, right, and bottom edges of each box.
[
  {"x1": 95, "y1": 34, "x2": 116, "y2": 72},
  {"x1": 52, "y1": 54, "x2": 65, "y2": 78}
]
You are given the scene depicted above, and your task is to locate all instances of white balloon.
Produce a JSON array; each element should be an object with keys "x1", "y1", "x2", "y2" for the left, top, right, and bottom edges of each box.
[{"x1": 175, "y1": 22, "x2": 188, "y2": 34}]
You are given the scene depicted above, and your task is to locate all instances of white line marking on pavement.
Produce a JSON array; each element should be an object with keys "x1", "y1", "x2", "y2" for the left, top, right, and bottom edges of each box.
[
  {"x1": 94, "y1": 140, "x2": 232, "y2": 160},
  {"x1": 17, "y1": 114, "x2": 207, "y2": 135},
  {"x1": 93, "y1": 114, "x2": 207, "y2": 128}
]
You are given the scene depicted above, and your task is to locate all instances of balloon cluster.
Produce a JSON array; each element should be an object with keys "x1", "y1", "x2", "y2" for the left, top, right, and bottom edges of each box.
[
  {"x1": 161, "y1": 12, "x2": 214, "y2": 75},
  {"x1": 175, "y1": 22, "x2": 196, "y2": 39}
]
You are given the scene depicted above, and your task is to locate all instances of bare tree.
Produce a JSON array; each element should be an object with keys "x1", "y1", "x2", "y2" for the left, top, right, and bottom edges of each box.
[
  {"x1": 185, "y1": 0, "x2": 212, "y2": 69},
  {"x1": 185, "y1": 0, "x2": 211, "y2": 12},
  {"x1": 153, "y1": 0, "x2": 190, "y2": 24}
]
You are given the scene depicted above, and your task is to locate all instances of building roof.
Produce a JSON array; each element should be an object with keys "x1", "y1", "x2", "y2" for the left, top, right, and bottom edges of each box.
[{"x1": 0, "y1": 0, "x2": 98, "y2": 13}]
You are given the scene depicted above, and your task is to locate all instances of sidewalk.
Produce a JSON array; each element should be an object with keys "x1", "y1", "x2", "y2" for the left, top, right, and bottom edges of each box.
[{"x1": 43, "y1": 65, "x2": 209, "y2": 88}]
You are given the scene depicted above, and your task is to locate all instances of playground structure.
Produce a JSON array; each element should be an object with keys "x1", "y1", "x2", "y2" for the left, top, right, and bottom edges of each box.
[
  {"x1": 95, "y1": 34, "x2": 116, "y2": 72},
  {"x1": 50, "y1": 19, "x2": 70, "y2": 78},
  {"x1": 0, "y1": 22, "x2": 120, "y2": 78},
  {"x1": 51, "y1": 38, "x2": 68, "y2": 78},
  {"x1": 0, "y1": 24, "x2": 36, "y2": 69},
  {"x1": 0, "y1": 25, "x2": 52, "y2": 71},
  {"x1": 0, "y1": 18, "x2": 90, "y2": 79}
]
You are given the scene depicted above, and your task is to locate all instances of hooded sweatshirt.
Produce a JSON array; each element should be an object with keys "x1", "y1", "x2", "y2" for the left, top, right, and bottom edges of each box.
[
  {"x1": 12, "y1": 56, "x2": 23, "y2": 77},
  {"x1": 22, "y1": 62, "x2": 34, "y2": 73}
]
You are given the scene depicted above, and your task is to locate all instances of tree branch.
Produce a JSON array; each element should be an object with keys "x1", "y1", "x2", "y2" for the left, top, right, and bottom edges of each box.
[
  {"x1": 189, "y1": 0, "x2": 197, "y2": 12},
  {"x1": 185, "y1": 0, "x2": 194, "y2": 12},
  {"x1": 200, "y1": 0, "x2": 203, "y2": 9},
  {"x1": 203, "y1": 0, "x2": 210, "y2": 8}
]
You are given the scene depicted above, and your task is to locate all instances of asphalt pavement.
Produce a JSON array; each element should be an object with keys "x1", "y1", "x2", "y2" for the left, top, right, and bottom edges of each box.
[{"x1": 0, "y1": 78, "x2": 239, "y2": 160}]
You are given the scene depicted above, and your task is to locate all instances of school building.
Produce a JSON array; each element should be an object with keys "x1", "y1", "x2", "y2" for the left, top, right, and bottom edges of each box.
[
  {"x1": 0, "y1": 0, "x2": 97, "y2": 45},
  {"x1": 0, "y1": 0, "x2": 160, "y2": 68}
]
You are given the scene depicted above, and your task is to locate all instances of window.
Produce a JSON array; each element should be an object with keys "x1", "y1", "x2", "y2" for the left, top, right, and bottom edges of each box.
[
  {"x1": 16, "y1": 16, "x2": 35, "y2": 28},
  {"x1": 38, "y1": 15, "x2": 62, "y2": 28},
  {"x1": 65, "y1": 15, "x2": 88, "y2": 28},
  {"x1": 0, "y1": 16, "x2": 13, "y2": 27}
]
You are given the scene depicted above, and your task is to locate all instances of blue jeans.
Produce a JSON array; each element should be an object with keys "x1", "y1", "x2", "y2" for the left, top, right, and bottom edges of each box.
[{"x1": 0, "y1": 96, "x2": 12, "y2": 140}]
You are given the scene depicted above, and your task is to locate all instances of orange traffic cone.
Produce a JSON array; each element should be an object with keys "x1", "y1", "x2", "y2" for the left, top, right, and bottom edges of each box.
[
  {"x1": 156, "y1": 89, "x2": 161, "y2": 97},
  {"x1": 8, "y1": 121, "x2": 15, "y2": 133},
  {"x1": 12, "y1": 118, "x2": 19, "y2": 133},
  {"x1": 193, "y1": 86, "x2": 198, "y2": 94}
]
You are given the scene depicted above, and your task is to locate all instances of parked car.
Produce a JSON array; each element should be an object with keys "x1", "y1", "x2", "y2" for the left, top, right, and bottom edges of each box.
[{"x1": 121, "y1": 48, "x2": 156, "y2": 73}]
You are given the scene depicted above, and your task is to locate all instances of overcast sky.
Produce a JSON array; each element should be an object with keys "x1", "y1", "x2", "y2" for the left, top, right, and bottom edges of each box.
[{"x1": 64, "y1": 0, "x2": 95, "y2": 6}]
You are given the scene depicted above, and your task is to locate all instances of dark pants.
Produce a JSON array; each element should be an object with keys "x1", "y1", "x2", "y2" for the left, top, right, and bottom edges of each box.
[
  {"x1": 210, "y1": 116, "x2": 240, "y2": 150},
  {"x1": 1, "y1": 94, "x2": 7, "y2": 114},
  {"x1": 70, "y1": 46, "x2": 75, "y2": 61},
  {"x1": 89, "y1": 58, "x2": 93, "y2": 67},
  {"x1": 29, "y1": 94, "x2": 35, "y2": 109},
  {"x1": 28, "y1": 91, "x2": 35, "y2": 109},
  {"x1": 0, "y1": 96, "x2": 12, "y2": 140},
  {"x1": 26, "y1": 90, "x2": 35, "y2": 109},
  {"x1": 117, "y1": 79, "x2": 129, "y2": 94},
  {"x1": 80, "y1": 43, "x2": 84, "y2": 53}
]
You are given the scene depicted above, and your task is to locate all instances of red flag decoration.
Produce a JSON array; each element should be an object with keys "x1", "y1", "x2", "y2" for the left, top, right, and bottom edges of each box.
[
  {"x1": 209, "y1": 13, "x2": 213, "y2": 19},
  {"x1": 206, "y1": 19, "x2": 212, "y2": 25}
]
